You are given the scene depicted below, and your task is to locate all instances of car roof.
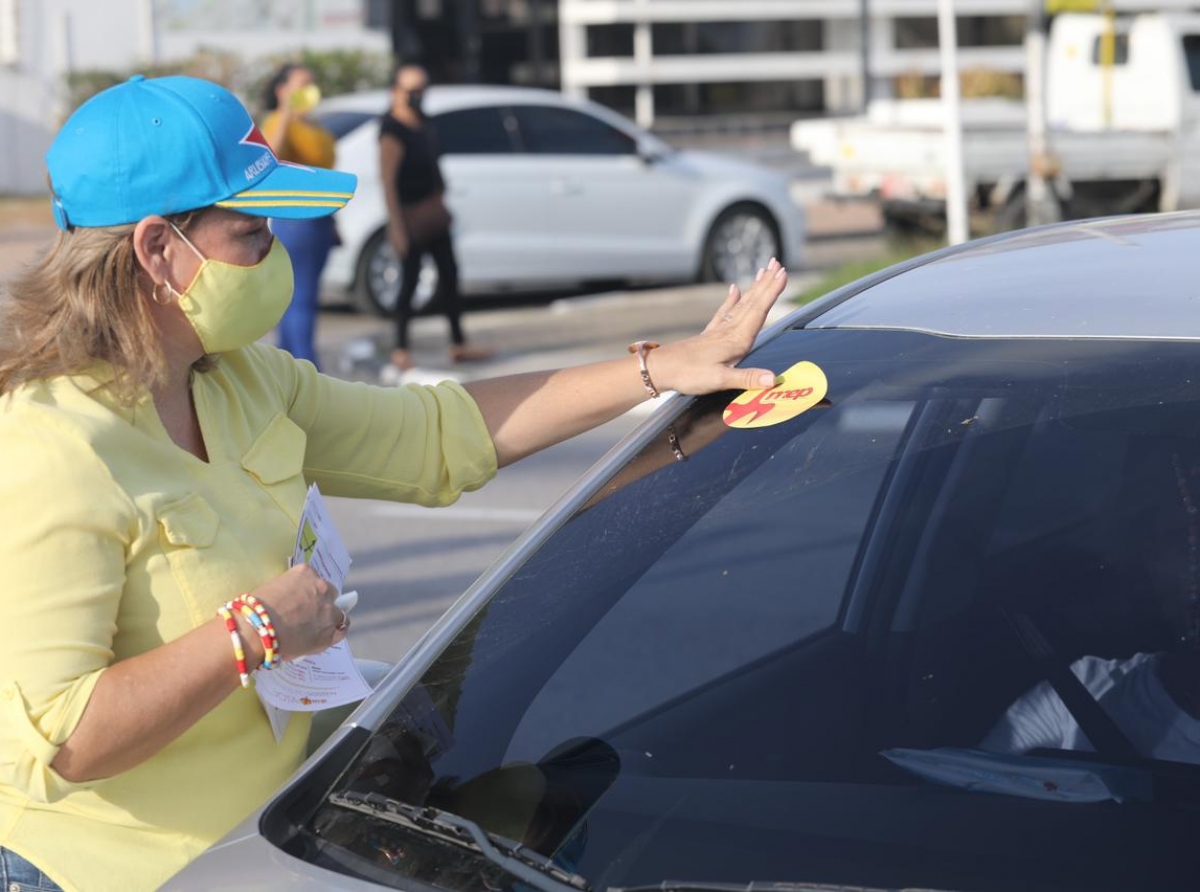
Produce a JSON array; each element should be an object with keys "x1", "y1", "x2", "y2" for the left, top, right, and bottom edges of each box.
[
  {"x1": 315, "y1": 84, "x2": 591, "y2": 117},
  {"x1": 804, "y1": 211, "x2": 1200, "y2": 341}
]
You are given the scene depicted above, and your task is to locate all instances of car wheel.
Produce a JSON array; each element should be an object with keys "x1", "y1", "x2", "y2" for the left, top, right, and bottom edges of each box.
[
  {"x1": 701, "y1": 203, "x2": 781, "y2": 285},
  {"x1": 352, "y1": 228, "x2": 439, "y2": 317}
]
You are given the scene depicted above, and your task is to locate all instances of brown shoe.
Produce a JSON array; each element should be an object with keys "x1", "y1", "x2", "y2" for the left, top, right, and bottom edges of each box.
[{"x1": 449, "y1": 344, "x2": 493, "y2": 364}]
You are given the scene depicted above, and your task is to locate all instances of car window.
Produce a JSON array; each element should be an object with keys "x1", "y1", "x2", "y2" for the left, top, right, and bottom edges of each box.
[
  {"x1": 292, "y1": 329, "x2": 1200, "y2": 892},
  {"x1": 1091, "y1": 31, "x2": 1130, "y2": 65},
  {"x1": 310, "y1": 109, "x2": 377, "y2": 140},
  {"x1": 432, "y1": 106, "x2": 515, "y2": 155},
  {"x1": 510, "y1": 104, "x2": 637, "y2": 155},
  {"x1": 1183, "y1": 35, "x2": 1200, "y2": 91}
]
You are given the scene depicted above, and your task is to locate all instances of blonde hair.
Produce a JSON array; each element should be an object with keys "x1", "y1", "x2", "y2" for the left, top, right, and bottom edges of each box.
[{"x1": 0, "y1": 212, "x2": 208, "y2": 402}]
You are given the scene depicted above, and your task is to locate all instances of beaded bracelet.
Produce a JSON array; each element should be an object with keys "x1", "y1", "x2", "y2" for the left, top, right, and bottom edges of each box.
[
  {"x1": 234, "y1": 593, "x2": 279, "y2": 669},
  {"x1": 216, "y1": 604, "x2": 251, "y2": 688},
  {"x1": 234, "y1": 600, "x2": 278, "y2": 670}
]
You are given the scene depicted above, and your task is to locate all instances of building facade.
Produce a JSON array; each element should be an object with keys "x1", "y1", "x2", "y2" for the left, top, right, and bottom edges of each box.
[
  {"x1": 7, "y1": 0, "x2": 1198, "y2": 194},
  {"x1": 386, "y1": 0, "x2": 560, "y2": 86},
  {"x1": 558, "y1": 0, "x2": 1200, "y2": 128},
  {"x1": 559, "y1": 0, "x2": 1030, "y2": 128},
  {"x1": 0, "y1": 0, "x2": 390, "y2": 194}
]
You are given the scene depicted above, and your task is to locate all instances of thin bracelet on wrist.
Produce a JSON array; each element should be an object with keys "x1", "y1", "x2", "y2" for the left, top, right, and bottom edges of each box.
[
  {"x1": 667, "y1": 424, "x2": 687, "y2": 462},
  {"x1": 628, "y1": 340, "x2": 662, "y2": 398}
]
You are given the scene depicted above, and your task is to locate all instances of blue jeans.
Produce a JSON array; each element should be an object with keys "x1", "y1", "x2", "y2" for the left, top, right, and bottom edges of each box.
[
  {"x1": 0, "y1": 847, "x2": 62, "y2": 891},
  {"x1": 272, "y1": 216, "x2": 337, "y2": 369}
]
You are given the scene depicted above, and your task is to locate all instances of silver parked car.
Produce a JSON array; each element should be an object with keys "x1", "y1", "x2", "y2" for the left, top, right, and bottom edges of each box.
[
  {"x1": 316, "y1": 85, "x2": 807, "y2": 315},
  {"x1": 170, "y1": 212, "x2": 1200, "y2": 890}
]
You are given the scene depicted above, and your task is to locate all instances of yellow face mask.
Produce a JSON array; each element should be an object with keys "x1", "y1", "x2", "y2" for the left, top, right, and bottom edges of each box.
[
  {"x1": 289, "y1": 83, "x2": 322, "y2": 114},
  {"x1": 169, "y1": 223, "x2": 294, "y2": 355}
]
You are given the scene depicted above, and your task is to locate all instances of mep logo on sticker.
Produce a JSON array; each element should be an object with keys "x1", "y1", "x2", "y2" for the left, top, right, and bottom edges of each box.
[{"x1": 723, "y1": 360, "x2": 828, "y2": 429}]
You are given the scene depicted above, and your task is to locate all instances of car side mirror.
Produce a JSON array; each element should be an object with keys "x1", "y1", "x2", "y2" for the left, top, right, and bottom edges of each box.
[{"x1": 638, "y1": 146, "x2": 665, "y2": 166}]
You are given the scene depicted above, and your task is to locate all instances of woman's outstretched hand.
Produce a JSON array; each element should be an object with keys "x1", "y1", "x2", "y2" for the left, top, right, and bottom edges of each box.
[
  {"x1": 650, "y1": 257, "x2": 788, "y2": 396},
  {"x1": 462, "y1": 257, "x2": 789, "y2": 468}
]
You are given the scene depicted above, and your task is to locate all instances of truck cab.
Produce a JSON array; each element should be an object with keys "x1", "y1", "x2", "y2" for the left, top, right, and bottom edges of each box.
[
  {"x1": 793, "y1": 12, "x2": 1200, "y2": 228},
  {"x1": 1046, "y1": 13, "x2": 1200, "y2": 133}
]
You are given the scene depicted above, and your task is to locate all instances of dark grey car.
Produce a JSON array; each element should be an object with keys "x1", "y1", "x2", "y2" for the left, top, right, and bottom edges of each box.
[{"x1": 167, "y1": 212, "x2": 1200, "y2": 891}]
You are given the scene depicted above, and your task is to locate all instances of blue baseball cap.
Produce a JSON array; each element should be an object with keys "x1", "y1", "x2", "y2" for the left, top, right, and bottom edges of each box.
[{"x1": 46, "y1": 74, "x2": 357, "y2": 230}]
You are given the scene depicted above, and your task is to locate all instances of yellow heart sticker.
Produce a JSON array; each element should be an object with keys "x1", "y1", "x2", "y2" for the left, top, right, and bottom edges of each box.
[{"x1": 723, "y1": 360, "x2": 829, "y2": 429}]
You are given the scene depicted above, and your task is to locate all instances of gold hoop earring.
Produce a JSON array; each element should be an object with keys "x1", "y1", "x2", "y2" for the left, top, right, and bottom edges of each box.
[{"x1": 152, "y1": 282, "x2": 175, "y2": 306}]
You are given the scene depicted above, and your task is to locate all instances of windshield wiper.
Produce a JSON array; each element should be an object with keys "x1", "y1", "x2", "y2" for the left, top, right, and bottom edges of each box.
[{"x1": 329, "y1": 790, "x2": 590, "y2": 892}]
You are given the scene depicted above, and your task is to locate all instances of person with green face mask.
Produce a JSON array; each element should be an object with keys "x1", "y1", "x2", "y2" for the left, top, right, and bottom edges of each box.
[{"x1": 0, "y1": 75, "x2": 787, "y2": 891}]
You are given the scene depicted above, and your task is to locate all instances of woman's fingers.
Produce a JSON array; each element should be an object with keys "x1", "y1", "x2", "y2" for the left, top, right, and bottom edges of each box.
[
  {"x1": 727, "y1": 366, "x2": 781, "y2": 392},
  {"x1": 722, "y1": 263, "x2": 787, "y2": 349},
  {"x1": 743, "y1": 259, "x2": 786, "y2": 311},
  {"x1": 703, "y1": 283, "x2": 741, "y2": 333},
  {"x1": 707, "y1": 256, "x2": 783, "y2": 326},
  {"x1": 329, "y1": 608, "x2": 351, "y2": 647},
  {"x1": 711, "y1": 259, "x2": 786, "y2": 332}
]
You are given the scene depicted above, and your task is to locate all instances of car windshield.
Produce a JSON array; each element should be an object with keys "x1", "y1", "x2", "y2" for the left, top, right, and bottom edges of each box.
[{"x1": 285, "y1": 329, "x2": 1200, "y2": 891}]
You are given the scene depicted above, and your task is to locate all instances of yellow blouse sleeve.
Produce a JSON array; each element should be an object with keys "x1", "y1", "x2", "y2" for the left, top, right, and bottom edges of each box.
[
  {"x1": 233, "y1": 345, "x2": 498, "y2": 506},
  {"x1": 0, "y1": 406, "x2": 134, "y2": 802}
]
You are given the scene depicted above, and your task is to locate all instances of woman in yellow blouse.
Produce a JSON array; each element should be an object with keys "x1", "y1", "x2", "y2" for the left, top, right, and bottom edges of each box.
[
  {"x1": 0, "y1": 75, "x2": 787, "y2": 892},
  {"x1": 260, "y1": 63, "x2": 339, "y2": 369}
]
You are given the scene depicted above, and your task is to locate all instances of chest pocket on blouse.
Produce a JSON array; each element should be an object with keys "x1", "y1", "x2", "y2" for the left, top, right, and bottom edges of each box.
[
  {"x1": 156, "y1": 492, "x2": 220, "y2": 617},
  {"x1": 158, "y1": 493, "x2": 218, "y2": 548},
  {"x1": 241, "y1": 412, "x2": 308, "y2": 523}
]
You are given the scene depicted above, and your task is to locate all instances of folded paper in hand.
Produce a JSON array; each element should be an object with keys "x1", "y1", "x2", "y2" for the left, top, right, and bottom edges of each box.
[{"x1": 255, "y1": 484, "x2": 374, "y2": 741}]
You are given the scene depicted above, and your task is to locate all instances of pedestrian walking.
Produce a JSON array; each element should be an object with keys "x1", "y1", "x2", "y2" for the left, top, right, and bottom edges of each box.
[{"x1": 379, "y1": 63, "x2": 489, "y2": 380}]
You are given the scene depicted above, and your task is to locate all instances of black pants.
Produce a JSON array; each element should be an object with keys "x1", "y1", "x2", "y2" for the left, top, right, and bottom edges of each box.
[{"x1": 394, "y1": 228, "x2": 465, "y2": 351}]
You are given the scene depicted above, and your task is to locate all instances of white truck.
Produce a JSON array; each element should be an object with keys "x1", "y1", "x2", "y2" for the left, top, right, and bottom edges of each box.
[{"x1": 792, "y1": 12, "x2": 1200, "y2": 229}]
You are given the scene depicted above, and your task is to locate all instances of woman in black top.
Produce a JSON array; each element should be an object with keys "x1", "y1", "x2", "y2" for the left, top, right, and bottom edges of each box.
[{"x1": 380, "y1": 64, "x2": 489, "y2": 377}]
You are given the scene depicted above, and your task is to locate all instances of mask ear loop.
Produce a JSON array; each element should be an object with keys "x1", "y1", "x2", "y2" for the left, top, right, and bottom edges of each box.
[
  {"x1": 169, "y1": 222, "x2": 207, "y2": 262},
  {"x1": 160, "y1": 221, "x2": 205, "y2": 305}
]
